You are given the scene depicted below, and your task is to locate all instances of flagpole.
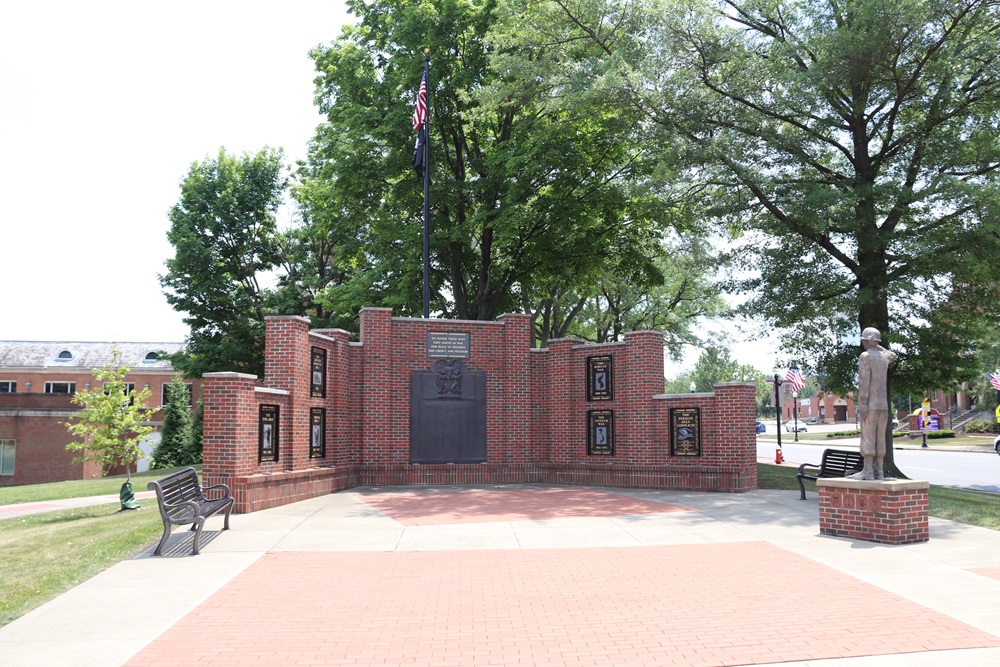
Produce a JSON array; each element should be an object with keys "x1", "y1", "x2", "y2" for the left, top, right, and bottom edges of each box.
[{"x1": 421, "y1": 49, "x2": 431, "y2": 319}]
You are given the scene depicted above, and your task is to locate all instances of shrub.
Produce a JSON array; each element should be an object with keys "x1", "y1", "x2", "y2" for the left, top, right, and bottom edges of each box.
[{"x1": 964, "y1": 419, "x2": 994, "y2": 434}]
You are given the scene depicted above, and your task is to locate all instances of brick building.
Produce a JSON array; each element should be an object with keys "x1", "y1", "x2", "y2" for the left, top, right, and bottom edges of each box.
[
  {"x1": 201, "y1": 310, "x2": 758, "y2": 513},
  {"x1": 0, "y1": 341, "x2": 199, "y2": 486}
]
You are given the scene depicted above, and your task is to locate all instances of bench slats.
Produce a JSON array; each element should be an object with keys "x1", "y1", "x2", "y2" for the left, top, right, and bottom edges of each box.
[{"x1": 795, "y1": 449, "x2": 864, "y2": 500}]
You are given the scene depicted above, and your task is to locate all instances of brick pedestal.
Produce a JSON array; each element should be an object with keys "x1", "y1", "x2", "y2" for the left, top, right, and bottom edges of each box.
[{"x1": 818, "y1": 478, "x2": 929, "y2": 545}]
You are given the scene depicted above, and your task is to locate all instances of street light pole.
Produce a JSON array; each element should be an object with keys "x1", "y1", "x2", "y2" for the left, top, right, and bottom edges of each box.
[
  {"x1": 772, "y1": 373, "x2": 783, "y2": 454},
  {"x1": 792, "y1": 391, "x2": 799, "y2": 443}
]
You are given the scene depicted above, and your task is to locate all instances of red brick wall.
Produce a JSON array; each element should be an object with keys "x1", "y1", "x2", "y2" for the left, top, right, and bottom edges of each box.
[{"x1": 201, "y1": 311, "x2": 758, "y2": 512}]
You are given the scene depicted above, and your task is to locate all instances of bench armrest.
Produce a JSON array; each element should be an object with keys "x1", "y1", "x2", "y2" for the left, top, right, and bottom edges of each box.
[
  {"x1": 797, "y1": 462, "x2": 820, "y2": 476},
  {"x1": 200, "y1": 482, "x2": 232, "y2": 499},
  {"x1": 159, "y1": 499, "x2": 202, "y2": 523}
]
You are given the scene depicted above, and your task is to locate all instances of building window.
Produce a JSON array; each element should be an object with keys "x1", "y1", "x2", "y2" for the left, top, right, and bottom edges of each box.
[
  {"x1": 143, "y1": 351, "x2": 161, "y2": 363},
  {"x1": 44, "y1": 381, "x2": 76, "y2": 394},
  {"x1": 0, "y1": 381, "x2": 15, "y2": 393},
  {"x1": 0, "y1": 440, "x2": 14, "y2": 476},
  {"x1": 104, "y1": 382, "x2": 136, "y2": 404},
  {"x1": 162, "y1": 382, "x2": 193, "y2": 407},
  {"x1": 56, "y1": 350, "x2": 74, "y2": 362}
]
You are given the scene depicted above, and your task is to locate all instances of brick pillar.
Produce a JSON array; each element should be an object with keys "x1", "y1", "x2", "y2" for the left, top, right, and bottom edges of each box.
[
  {"x1": 264, "y1": 316, "x2": 313, "y2": 471},
  {"x1": 622, "y1": 331, "x2": 665, "y2": 459},
  {"x1": 546, "y1": 338, "x2": 580, "y2": 463},
  {"x1": 498, "y1": 313, "x2": 533, "y2": 463},
  {"x1": 358, "y1": 308, "x2": 400, "y2": 464},
  {"x1": 201, "y1": 372, "x2": 259, "y2": 480},
  {"x1": 714, "y1": 382, "x2": 758, "y2": 489}
]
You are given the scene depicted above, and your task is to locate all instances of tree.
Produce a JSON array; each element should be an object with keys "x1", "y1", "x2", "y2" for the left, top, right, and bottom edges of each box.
[
  {"x1": 303, "y1": 0, "x2": 672, "y2": 324},
  {"x1": 66, "y1": 349, "x2": 154, "y2": 484},
  {"x1": 522, "y1": 0, "x2": 1000, "y2": 475},
  {"x1": 150, "y1": 375, "x2": 196, "y2": 469},
  {"x1": 160, "y1": 147, "x2": 286, "y2": 377}
]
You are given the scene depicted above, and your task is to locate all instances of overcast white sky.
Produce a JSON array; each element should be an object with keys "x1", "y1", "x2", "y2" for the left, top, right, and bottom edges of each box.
[
  {"x1": 0, "y1": 1, "x2": 778, "y2": 374},
  {"x1": 0, "y1": 0, "x2": 352, "y2": 342}
]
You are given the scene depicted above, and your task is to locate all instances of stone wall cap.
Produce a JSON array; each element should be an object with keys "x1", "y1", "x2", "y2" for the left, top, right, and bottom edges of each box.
[
  {"x1": 392, "y1": 316, "x2": 505, "y2": 327},
  {"x1": 203, "y1": 372, "x2": 258, "y2": 379},
  {"x1": 818, "y1": 478, "x2": 929, "y2": 491},
  {"x1": 714, "y1": 381, "x2": 757, "y2": 388},
  {"x1": 623, "y1": 330, "x2": 665, "y2": 337},
  {"x1": 655, "y1": 392, "x2": 714, "y2": 399},
  {"x1": 310, "y1": 329, "x2": 353, "y2": 338},
  {"x1": 572, "y1": 341, "x2": 626, "y2": 350},
  {"x1": 254, "y1": 387, "x2": 290, "y2": 396}
]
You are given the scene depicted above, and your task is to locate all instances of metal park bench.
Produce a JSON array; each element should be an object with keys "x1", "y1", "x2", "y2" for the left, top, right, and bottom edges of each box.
[
  {"x1": 147, "y1": 467, "x2": 233, "y2": 555},
  {"x1": 796, "y1": 449, "x2": 864, "y2": 500}
]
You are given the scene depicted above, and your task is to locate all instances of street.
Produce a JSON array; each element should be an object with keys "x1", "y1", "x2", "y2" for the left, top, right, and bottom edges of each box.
[{"x1": 757, "y1": 422, "x2": 1000, "y2": 494}]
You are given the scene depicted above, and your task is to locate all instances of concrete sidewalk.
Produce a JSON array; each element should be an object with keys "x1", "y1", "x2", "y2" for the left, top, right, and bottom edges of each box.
[{"x1": 2, "y1": 484, "x2": 1000, "y2": 666}]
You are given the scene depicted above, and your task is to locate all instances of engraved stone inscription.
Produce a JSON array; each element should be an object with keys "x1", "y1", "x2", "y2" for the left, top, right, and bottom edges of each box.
[
  {"x1": 588, "y1": 409, "x2": 615, "y2": 456},
  {"x1": 670, "y1": 407, "x2": 701, "y2": 457},
  {"x1": 427, "y1": 332, "x2": 471, "y2": 359},
  {"x1": 258, "y1": 404, "x2": 279, "y2": 463},
  {"x1": 587, "y1": 355, "x2": 613, "y2": 401}
]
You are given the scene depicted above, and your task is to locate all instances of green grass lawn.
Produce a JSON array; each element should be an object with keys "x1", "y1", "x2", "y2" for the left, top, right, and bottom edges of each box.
[
  {"x1": 0, "y1": 466, "x2": 199, "y2": 505},
  {"x1": 0, "y1": 503, "x2": 163, "y2": 627}
]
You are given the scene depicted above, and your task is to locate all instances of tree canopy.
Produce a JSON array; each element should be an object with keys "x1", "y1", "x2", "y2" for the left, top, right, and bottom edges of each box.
[
  {"x1": 513, "y1": 0, "x2": 1000, "y2": 396},
  {"x1": 160, "y1": 147, "x2": 286, "y2": 377}
]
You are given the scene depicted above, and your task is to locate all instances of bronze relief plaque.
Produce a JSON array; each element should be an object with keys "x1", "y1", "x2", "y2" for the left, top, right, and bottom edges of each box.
[
  {"x1": 587, "y1": 355, "x2": 613, "y2": 401},
  {"x1": 309, "y1": 407, "x2": 326, "y2": 459},
  {"x1": 258, "y1": 404, "x2": 280, "y2": 462},
  {"x1": 588, "y1": 409, "x2": 615, "y2": 456},
  {"x1": 670, "y1": 407, "x2": 701, "y2": 457},
  {"x1": 310, "y1": 347, "x2": 327, "y2": 398}
]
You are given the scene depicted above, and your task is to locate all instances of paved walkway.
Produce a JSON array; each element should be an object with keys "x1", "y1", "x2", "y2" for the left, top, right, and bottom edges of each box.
[{"x1": 2, "y1": 484, "x2": 1000, "y2": 667}]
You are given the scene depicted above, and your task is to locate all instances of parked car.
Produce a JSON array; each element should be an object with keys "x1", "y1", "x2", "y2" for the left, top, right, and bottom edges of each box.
[
  {"x1": 784, "y1": 420, "x2": 808, "y2": 433},
  {"x1": 994, "y1": 434, "x2": 1000, "y2": 457},
  {"x1": 755, "y1": 421, "x2": 766, "y2": 434},
  {"x1": 892, "y1": 417, "x2": 900, "y2": 429}
]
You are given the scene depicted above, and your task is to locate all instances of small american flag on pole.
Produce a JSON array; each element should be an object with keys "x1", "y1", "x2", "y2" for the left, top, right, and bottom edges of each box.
[
  {"x1": 412, "y1": 70, "x2": 428, "y2": 131},
  {"x1": 785, "y1": 368, "x2": 806, "y2": 392},
  {"x1": 989, "y1": 372, "x2": 1000, "y2": 391}
]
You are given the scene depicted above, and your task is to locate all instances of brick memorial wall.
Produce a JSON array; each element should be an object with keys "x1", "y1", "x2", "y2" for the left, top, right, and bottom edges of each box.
[{"x1": 201, "y1": 309, "x2": 758, "y2": 513}]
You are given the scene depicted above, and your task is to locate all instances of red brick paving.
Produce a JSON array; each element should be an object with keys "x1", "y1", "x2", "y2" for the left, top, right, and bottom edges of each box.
[
  {"x1": 358, "y1": 488, "x2": 693, "y2": 525},
  {"x1": 125, "y1": 542, "x2": 1000, "y2": 667},
  {"x1": 972, "y1": 567, "x2": 1000, "y2": 581}
]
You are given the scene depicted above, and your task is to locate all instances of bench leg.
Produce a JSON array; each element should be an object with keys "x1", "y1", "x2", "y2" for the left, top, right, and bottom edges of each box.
[
  {"x1": 796, "y1": 475, "x2": 807, "y2": 501},
  {"x1": 153, "y1": 522, "x2": 172, "y2": 556},
  {"x1": 191, "y1": 517, "x2": 205, "y2": 556},
  {"x1": 222, "y1": 501, "x2": 232, "y2": 531}
]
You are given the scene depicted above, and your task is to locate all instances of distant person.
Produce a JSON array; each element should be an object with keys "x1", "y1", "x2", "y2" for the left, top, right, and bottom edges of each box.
[{"x1": 853, "y1": 327, "x2": 897, "y2": 480}]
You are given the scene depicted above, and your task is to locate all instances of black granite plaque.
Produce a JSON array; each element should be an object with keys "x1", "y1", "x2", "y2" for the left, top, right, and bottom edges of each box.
[
  {"x1": 258, "y1": 404, "x2": 279, "y2": 462},
  {"x1": 587, "y1": 355, "x2": 613, "y2": 401},
  {"x1": 410, "y1": 359, "x2": 486, "y2": 463},
  {"x1": 670, "y1": 407, "x2": 701, "y2": 457},
  {"x1": 427, "y1": 332, "x2": 471, "y2": 359},
  {"x1": 310, "y1": 347, "x2": 327, "y2": 398},
  {"x1": 588, "y1": 409, "x2": 615, "y2": 456},
  {"x1": 309, "y1": 407, "x2": 326, "y2": 459}
]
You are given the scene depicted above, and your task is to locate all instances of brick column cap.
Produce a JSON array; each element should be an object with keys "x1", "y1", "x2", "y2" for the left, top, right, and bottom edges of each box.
[
  {"x1": 654, "y1": 392, "x2": 714, "y2": 399},
  {"x1": 819, "y1": 478, "x2": 929, "y2": 492},
  {"x1": 311, "y1": 329, "x2": 353, "y2": 338},
  {"x1": 203, "y1": 372, "x2": 258, "y2": 380},
  {"x1": 264, "y1": 315, "x2": 311, "y2": 324},
  {"x1": 255, "y1": 387, "x2": 291, "y2": 396},
  {"x1": 623, "y1": 330, "x2": 665, "y2": 337},
  {"x1": 714, "y1": 381, "x2": 757, "y2": 389}
]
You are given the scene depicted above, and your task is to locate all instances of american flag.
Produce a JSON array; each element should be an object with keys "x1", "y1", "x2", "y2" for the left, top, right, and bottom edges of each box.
[
  {"x1": 412, "y1": 70, "x2": 428, "y2": 131},
  {"x1": 785, "y1": 368, "x2": 806, "y2": 392},
  {"x1": 989, "y1": 372, "x2": 1000, "y2": 391}
]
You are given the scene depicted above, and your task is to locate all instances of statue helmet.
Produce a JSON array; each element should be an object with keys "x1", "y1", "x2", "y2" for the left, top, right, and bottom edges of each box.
[{"x1": 860, "y1": 327, "x2": 881, "y2": 342}]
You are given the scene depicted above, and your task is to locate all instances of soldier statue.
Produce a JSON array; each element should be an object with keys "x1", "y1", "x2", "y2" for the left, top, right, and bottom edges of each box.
[{"x1": 852, "y1": 327, "x2": 897, "y2": 480}]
